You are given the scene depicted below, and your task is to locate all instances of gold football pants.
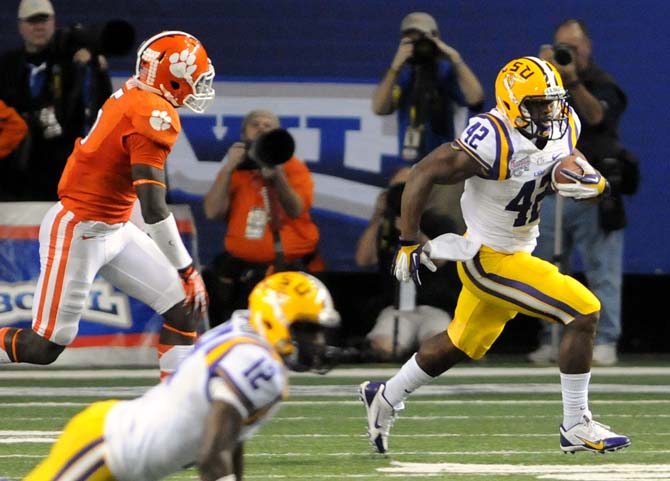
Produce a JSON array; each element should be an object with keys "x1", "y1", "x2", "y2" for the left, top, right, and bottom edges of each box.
[
  {"x1": 24, "y1": 400, "x2": 119, "y2": 481},
  {"x1": 448, "y1": 246, "x2": 600, "y2": 359}
]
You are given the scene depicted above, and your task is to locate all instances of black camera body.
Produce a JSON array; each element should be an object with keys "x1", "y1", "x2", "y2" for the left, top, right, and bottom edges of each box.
[
  {"x1": 553, "y1": 43, "x2": 575, "y2": 66},
  {"x1": 409, "y1": 35, "x2": 439, "y2": 65},
  {"x1": 236, "y1": 128, "x2": 296, "y2": 170}
]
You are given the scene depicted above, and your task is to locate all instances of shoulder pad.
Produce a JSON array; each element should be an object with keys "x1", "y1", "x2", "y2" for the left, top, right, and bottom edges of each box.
[{"x1": 127, "y1": 90, "x2": 181, "y2": 148}]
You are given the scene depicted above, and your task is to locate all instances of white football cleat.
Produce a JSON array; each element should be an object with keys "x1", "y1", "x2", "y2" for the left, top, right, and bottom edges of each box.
[
  {"x1": 560, "y1": 412, "x2": 631, "y2": 453},
  {"x1": 358, "y1": 381, "x2": 403, "y2": 454}
]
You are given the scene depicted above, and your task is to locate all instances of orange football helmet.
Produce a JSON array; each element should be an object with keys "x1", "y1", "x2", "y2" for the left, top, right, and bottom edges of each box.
[{"x1": 135, "y1": 31, "x2": 215, "y2": 113}]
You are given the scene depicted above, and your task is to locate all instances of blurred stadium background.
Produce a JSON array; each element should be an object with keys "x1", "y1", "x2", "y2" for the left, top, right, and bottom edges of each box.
[
  {"x1": 2, "y1": 2, "x2": 669, "y2": 479},
  {"x1": 1, "y1": 0, "x2": 668, "y2": 358}
]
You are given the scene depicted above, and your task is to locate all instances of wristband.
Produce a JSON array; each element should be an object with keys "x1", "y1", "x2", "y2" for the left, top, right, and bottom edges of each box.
[
  {"x1": 399, "y1": 238, "x2": 419, "y2": 246},
  {"x1": 145, "y1": 213, "x2": 192, "y2": 270}
]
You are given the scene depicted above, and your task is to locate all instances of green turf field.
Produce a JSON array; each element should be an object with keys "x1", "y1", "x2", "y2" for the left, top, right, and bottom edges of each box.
[{"x1": 1, "y1": 362, "x2": 669, "y2": 480}]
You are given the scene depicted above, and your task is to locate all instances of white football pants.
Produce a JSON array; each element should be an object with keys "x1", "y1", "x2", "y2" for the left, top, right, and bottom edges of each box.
[{"x1": 32, "y1": 202, "x2": 185, "y2": 345}]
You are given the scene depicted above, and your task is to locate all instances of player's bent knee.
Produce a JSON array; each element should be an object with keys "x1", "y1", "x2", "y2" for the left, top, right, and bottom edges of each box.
[
  {"x1": 568, "y1": 312, "x2": 599, "y2": 336},
  {"x1": 150, "y1": 279, "x2": 187, "y2": 315}
]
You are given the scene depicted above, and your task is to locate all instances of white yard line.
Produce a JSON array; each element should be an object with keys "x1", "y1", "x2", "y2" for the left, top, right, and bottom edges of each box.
[
  {"x1": 4, "y1": 450, "x2": 670, "y2": 457},
  {"x1": 0, "y1": 366, "x2": 669, "y2": 379},
  {"x1": 380, "y1": 461, "x2": 670, "y2": 481},
  {"x1": 3, "y1": 430, "x2": 670, "y2": 440},
  {"x1": 1, "y1": 383, "x2": 670, "y2": 398},
  {"x1": 2, "y1": 399, "x2": 669, "y2": 408}
]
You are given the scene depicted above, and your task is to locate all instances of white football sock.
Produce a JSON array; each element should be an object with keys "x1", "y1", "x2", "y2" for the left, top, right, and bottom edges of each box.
[
  {"x1": 560, "y1": 371, "x2": 591, "y2": 429},
  {"x1": 383, "y1": 354, "x2": 434, "y2": 407}
]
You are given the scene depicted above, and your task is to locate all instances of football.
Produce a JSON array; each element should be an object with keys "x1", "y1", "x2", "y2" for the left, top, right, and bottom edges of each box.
[{"x1": 552, "y1": 154, "x2": 584, "y2": 184}]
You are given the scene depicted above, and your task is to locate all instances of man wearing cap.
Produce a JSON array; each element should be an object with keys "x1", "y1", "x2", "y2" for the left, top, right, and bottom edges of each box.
[
  {"x1": 0, "y1": 0, "x2": 112, "y2": 201},
  {"x1": 373, "y1": 11, "x2": 484, "y2": 165},
  {"x1": 372, "y1": 12, "x2": 484, "y2": 236}
]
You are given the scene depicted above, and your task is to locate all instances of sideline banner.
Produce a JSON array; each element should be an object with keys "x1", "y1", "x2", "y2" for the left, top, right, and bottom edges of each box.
[{"x1": 0, "y1": 202, "x2": 198, "y2": 366}]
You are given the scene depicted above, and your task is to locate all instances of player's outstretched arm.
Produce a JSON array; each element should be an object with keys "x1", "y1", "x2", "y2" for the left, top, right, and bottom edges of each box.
[
  {"x1": 133, "y1": 162, "x2": 208, "y2": 316},
  {"x1": 132, "y1": 162, "x2": 192, "y2": 270},
  {"x1": 199, "y1": 400, "x2": 243, "y2": 481}
]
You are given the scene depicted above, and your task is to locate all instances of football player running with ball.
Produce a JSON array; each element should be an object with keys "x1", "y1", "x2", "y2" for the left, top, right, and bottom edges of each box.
[
  {"x1": 360, "y1": 57, "x2": 630, "y2": 455},
  {"x1": 22, "y1": 272, "x2": 341, "y2": 481},
  {"x1": 0, "y1": 31, "x2": 215, "y2": 379}
]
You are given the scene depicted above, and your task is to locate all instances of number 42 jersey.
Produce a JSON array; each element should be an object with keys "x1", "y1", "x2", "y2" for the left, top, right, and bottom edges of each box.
[
  {"x1": 454, "y1": 106, "x2": 581, "y2": 254},
  {"x1": 104, "y1": 313, "x2": 288, "y2": 481}
]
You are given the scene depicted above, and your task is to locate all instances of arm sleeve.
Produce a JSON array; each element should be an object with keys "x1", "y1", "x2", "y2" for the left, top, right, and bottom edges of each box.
[
  {"x1": 0, "y1": 100, "x2": 28, "y2": 158},
  {"x1": 442, "y1": 62, "x2": 468, "y2": 106},
  {"x1": 129, "y1": 98, "x2": 181, "y2": 148},
  {"x1": 454, "y1": 113, "x2": 513, "y2": 180},
  {"x1": 208, "y1": 343, "x2": 285, "y2": 417},
  {"x1": 567, "y1": 106, "x2": 582, "y2": 152},
  {"x1": 590, "y1": 82, "x2": 627, "y2": 126},
  {"x1": 284, "y1": 158, "x2": 314, "y2": 208},
  {"x1": 125, "y1": 133, "x2": 170, "y2": 170}
]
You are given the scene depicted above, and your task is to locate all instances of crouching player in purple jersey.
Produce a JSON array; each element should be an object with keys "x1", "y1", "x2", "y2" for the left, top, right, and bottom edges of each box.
[
  {"x1": 23, "y1": 272, "x2": 340, "y2": 481},
  {"x1": 359, "y1": 56, "x2": 630, "y2": 455}
]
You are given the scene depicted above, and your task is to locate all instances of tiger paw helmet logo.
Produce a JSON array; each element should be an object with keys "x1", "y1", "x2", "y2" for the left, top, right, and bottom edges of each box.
[
  {"x1": 169, "y1": 48, "x2": 198, "y2": 81},
  {"x1": 149, "y1": 110, "x2": 172, "y2": 131}
]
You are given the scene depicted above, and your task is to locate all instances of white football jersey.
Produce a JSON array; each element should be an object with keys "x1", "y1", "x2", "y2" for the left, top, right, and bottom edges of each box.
[
  {"x1": 453, "y1": 106, "x2": 581, "y2": 253},
  {"x1": 104, "y1": 312, "x2": 287, "y2": 481}
]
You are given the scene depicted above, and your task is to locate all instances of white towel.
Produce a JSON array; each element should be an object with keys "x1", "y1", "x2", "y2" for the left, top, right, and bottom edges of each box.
[{"x1": 424, "y1": 233, "x2": 481, "y2": 261}]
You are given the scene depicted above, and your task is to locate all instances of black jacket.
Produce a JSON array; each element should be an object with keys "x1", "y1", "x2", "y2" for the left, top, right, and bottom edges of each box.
[
  {"x1": 0, "y1": 40, "x2": 112, "y2": 200},
  {"x1": 573, "y1": 61, "x2": 630, "y2": 231}
]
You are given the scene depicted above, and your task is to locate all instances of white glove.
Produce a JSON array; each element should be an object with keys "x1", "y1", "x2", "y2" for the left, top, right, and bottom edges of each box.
[
  {"x1": 392, "y1": 240, "x2": 437, "y2": 286},
  {"x1": 553, "y1": 158, "x2": 607, "y2": 200}
]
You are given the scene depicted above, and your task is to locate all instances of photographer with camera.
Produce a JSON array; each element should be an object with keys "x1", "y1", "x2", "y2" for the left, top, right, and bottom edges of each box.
[
  {"x1": 0, "y1": 0, "x2": 114, "y2": 201},
  {"x1": 372, "y1": 12, "x2": 484, "y2": 235},
  {"x1": 203, "y1": 109, "x2": 323, "y2": 327},
  {"x1": 373, "y1": 12, "x2": 484, "y2": 163},
  {"x1": 528, "y1": 19, "x2": 633, "y2": 366},
  {"x1": 355, "y1": 167, "x2": 460, "y2": 361}
]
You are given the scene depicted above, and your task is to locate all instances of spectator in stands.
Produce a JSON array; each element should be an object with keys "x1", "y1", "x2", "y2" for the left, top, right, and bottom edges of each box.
[
  {"x1": 529, "y1": 19, "x2": 631, "y2": 366},
  {"x1": 372, "y1": 11, "x2": 485, "y2": 234},
  {"x1": 0, "y1": 0, "x2": 112, "y2": 200},
  {"x1": 0, "y1": 99, "x2": 28, "y2": 159},
  {"x1": 203, "y1": 109, "x2": 323, "y2": 327},
  {"x1": 355, "y1": 167, "x2": 460, "y2": 360}
]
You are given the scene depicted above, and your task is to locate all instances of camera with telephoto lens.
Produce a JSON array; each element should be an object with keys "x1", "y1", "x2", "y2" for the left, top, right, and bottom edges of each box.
[
  {"x1": 236, "y1": 128, "x2": 296, "y2": 170},
  {"x1": 553, "y1": 43, "x2": 575, "y2": 66},
  {"x1": 409, "y1": 35, "x2": 439, "y2": 65}
]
